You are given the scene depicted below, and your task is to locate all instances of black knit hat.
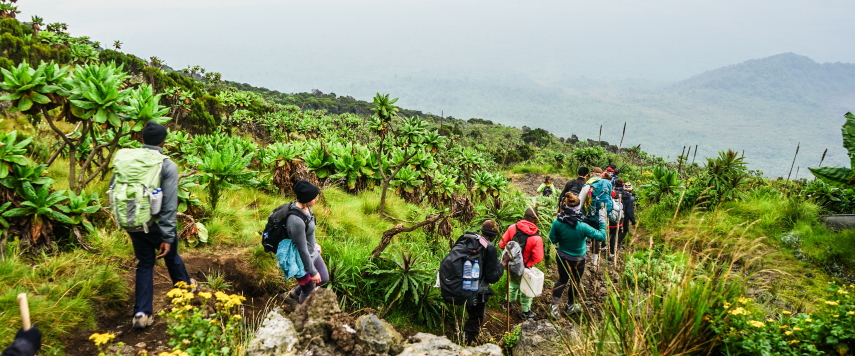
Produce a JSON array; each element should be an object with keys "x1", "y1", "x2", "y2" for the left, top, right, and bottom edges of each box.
[
  {"x1": 294, "y1": 180, "x2": 319, "y2": 203},
  {"x1": 142, "y1": 122, "x2": 168, "y2": 145},
  {"x1": 480, "y1": 220, "x2": 498, "y2": 237},
  {"x1": 577, "y1": 166, "x2": 589, "y2": 176}
]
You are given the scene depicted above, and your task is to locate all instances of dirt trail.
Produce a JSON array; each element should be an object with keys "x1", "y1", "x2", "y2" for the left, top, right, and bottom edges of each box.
[
  {"x1": 62, "y1": 249, "x2": 285, "y2": 355},
  {"x1": 508, "y1": 173, "x2": 570, "y2": 197}
]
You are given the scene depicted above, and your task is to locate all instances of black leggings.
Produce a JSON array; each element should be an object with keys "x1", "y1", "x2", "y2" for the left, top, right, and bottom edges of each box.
[
  {"x1": 609, "y1": 225, "x2": 629, "y2": 255},
  {"x1": 553, "y1": 255, "x2": 585, "y2": 305}
]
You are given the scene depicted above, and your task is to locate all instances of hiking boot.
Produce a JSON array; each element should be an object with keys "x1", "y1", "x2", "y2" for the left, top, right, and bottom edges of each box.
[
  {"x1": 565, "y1": 303, "x2": 582, "y2": 316},
  {"x1": 189, "y1": 278, "x2": 198, "y2": 293},
  {"x1": 549, "y1": 304, "x2": 561, "y2": 319},
  {"x1": 500, "y1": 300, "x2": 514, "y2": 312},
  {"x1": 132, "y1": 312, "x2": 153, "y2": 329},
  {"x1": 520, "y1": 310, "x2": 536, "y2": 320},
  {"x1": 283, "y1": 292, "x2": 300, "y2": 310}
]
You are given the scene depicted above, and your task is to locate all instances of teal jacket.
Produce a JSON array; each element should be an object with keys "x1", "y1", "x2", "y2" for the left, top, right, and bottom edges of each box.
[{"x1": 548, "y1": 219, "x2": 607, "y2": 257}]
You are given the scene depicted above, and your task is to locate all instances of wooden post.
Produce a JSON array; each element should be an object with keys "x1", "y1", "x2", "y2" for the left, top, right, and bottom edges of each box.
[
  {"x1": 506, "y1": 274, "x2": 511, "y2": 333},
  {"x1": 686, "y1": 145, "x2": 692, "y2": 166},
  {"x1": 18, "y1": 293, "x2": 30, "y2": 331},
  {"x1": 598, "y1": 125, "x2": 603, "y2": 144},
  {"x1": 794, "y1": 166, "x2": 800, "y2": 180},
  {"x1": 692, "y1": 144, "x2": 698, "y2": 165},
  {"x1": 819, "y1": 148, "x2": 828, "y2": 167},
  {"x1": 618, "y1": 122, "x2": 626, "y2": 150},
  {"x1": 787, "y1": 142, "x2": 800, "y2": 181},
  {"x1": 678, "y1": 146, "x2": 686, "y2": 173}
]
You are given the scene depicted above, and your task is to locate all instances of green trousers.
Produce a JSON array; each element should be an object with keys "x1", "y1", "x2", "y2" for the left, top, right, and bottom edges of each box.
[{"x1": 509, "y1": 274, "x2": 533, "y2": 312}]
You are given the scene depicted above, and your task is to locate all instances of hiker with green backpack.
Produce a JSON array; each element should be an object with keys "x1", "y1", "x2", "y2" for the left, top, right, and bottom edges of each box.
[{"x1": 108, "y1": 122, "x2": 195, "y2": 329}]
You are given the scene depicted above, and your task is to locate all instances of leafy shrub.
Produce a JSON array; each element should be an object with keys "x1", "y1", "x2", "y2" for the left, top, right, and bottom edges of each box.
[
  {"x1": 159, "y1": 282, "x2": 246, "y2": 355},
  {"x1": 711, "y1": 284, "x2": 855, "y2": 356}
]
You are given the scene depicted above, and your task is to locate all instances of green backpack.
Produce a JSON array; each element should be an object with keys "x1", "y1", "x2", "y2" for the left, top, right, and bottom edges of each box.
[{"x1": 108, "y1": 148, "x2": 168, "y2": 232}]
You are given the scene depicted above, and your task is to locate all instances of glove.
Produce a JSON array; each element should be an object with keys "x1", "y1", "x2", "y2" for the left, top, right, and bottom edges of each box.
[
  {"x1": 598, "y1": 207, "x2": 607, "y2": 223},
  {"x1": 16, "y1": 326, "x2": 42, "y2": 351}
]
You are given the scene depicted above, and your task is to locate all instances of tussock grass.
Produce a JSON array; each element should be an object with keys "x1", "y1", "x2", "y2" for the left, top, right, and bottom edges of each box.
[{"x1": 0, "y1": 239, "x2": 127, "y2": 355}]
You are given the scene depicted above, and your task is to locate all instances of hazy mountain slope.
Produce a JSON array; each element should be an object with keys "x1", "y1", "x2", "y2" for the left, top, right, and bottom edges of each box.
[{"x1": 338, "y1": 54, "x2": 855, "y2": 177}]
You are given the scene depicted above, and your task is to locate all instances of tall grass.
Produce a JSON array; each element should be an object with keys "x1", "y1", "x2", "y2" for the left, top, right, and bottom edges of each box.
[{"x1": 0, "y1": 239, "x2": 127, "y2": 355}]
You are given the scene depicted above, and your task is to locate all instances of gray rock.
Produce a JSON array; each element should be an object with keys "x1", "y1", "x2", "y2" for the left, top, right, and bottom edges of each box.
[
  {"x1": 511, "y1": 320, "x2": 572, "y2": 356},
  {"x1": 292, "y1": 288, "x2": 341, "y2": 332},
  {"x1": 355, "y1": 314, "x2": 404, "y2": 355},
  {"x1": 247, "y1": 307, "x2": 301, "y2": 356},
  {"x1": 399, "y1": 333, "x2": 502, "y2": 356}
]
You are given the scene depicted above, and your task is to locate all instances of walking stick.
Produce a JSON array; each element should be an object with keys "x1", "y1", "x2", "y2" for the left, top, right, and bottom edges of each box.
[
  {"x1": 506, "y1": 272, "x2": 511, "y2": 333},
  {"x1": 18, "y1": 293, "x2": 31, "y2": 330}
]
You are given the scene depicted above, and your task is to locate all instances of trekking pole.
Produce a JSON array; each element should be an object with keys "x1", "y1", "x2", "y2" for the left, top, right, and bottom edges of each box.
[
  {"x1": 17, "y1": 293, "x2": 31, "y2": 331},
  {"x1": 506, "y1": 273, "x2": 510, "y2": 333}
]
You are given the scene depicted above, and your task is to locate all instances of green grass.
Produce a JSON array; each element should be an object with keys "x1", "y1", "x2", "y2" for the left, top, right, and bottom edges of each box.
[
  {"x1": 507, "y1": 164, "x2": 558, "y2": 175},
  {"x1": 0, "y1": 239, "x2": 128, "y2": 355}
]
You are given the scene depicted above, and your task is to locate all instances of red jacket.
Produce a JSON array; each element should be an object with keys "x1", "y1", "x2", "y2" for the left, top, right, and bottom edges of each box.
[{"x1": 499, "y1": 220, "x2": 544, "y2": 268}]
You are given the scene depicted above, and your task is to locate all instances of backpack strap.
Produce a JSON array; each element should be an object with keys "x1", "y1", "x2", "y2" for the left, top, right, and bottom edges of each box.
[{"x1": 282, "y1": 202, "x2": 312, "y2": 239}]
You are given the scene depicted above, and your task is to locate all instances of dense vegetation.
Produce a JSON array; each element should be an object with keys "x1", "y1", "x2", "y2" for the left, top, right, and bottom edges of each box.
[{"x1": 1, "y1": 10, "x2": 854, "y2": 356}]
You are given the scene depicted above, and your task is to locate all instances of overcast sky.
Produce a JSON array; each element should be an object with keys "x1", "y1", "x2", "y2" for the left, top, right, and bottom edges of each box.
[{"x1": 22, "y1": 0, "x2": 855, "y2": 93}]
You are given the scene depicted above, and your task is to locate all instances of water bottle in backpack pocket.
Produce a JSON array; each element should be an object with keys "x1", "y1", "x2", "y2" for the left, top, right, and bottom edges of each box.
[
  {"x1": 149, "y1": 188, "x2": 163, "y2": 215},
  {"x1": 439, "y1": 233, "x2": 486, "y2": 305}
]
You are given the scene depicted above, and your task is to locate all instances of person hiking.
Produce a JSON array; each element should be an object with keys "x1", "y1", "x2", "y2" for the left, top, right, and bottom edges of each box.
[
  {"x1": 462, "y1": 220, "x2": 505, "y2": 345},
  {"x1": 558, "y1": 167, "x2": 589, "y2": 209},
  {"x1": 498, "y1": 209, "x2": 544, "y2": 320},
  {"x1": 608, "y1": 180, "x2": 636, "y2": 260},
  {"x1": 606, "y1": 165, "x2": 619, "y2": 187},
  {"x1": 581, "y1": 167, "x2": 613, "y2": 266},
  {"x1": 116, "y1": 122, "x2": 194, "y2": 329},
  {"x1": 536, "y1": 177, "x2": 556, "y2": 197},
  {"x1": 548, "y1": 192, "x2": 607, "y2": 318},
  {"x1": 282, "y1": 180, "x2": 329, "y2": 308},
  {"x1": 1, "y1": 326, "x2": 40, "y2": 356}
]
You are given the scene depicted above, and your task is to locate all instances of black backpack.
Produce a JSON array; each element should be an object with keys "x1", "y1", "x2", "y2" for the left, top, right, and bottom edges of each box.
[
  {"x1": 439, "y1": 232, "x2": 487, "y2": 306},
  {"x1": 261, "y1": 202, "x2": 310, "y2": 253},
  {"x1": 542, "y1": 186, "x2": 553, "y2": 197}
]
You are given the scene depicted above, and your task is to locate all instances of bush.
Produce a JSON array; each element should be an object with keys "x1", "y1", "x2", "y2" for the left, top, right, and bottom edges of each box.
[{"x1": 711, "y1": 285, "x2": 855, "y2": 356}]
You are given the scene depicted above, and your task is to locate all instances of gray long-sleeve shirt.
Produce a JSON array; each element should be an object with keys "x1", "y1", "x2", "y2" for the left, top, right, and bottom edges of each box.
[
  {"x1": 143, "y1": 145, "x2": 178, "y2": 243},
  {"x1": 286, "y1": 208, "x2": 318, "y2": 276}
]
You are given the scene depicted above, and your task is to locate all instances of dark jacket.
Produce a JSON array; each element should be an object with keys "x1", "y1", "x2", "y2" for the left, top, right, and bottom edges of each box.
[
  {"x1": 615, "y1": 187, "x2": 636, "y2": 225},
  {"x1": 558, "y1": 177, "x2": 587, "y2": 207},
  {"x1": 479, "y1": 242, "x2": 505, "y2": 297},
  {"x1": 285, "y1": 204, "x2": 318, "y2": 276}
]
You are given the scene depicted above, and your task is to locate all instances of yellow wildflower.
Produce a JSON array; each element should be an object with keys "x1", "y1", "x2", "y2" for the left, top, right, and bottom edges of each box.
[
  {"x1": 848, "y1": 311, "x2": 855, "y2": 316},
  {"x1": 166, "y1": 288, "x2": 185, "y2": 298},
  {"x1": 88, "y1": 333, "x2": 116, "y2": 346},
  {"x1": 766, "y1": 318, "x2": 775, "y2": 323},
  {"x1": 805, "y1": 318, "x2": 813, "y2": 323},
  {"x1": 833, "y1": 315, "x2": 839, "y2": 318},
  {"x1": 738, "y1": 297, "x2": 752, "y2": 304},
  {"x1": 780, "y1": 325, "x2": 789, "y2": 329},
  {"x1": 728, "y1": 307, "x2": 748, "y2": 316},
  {"x1": 793, "y1": 326, "x2": 802, "y2": 331},
  {"x1": 183, "y1": 305, "x2": 193, "y2": 310},
  {"x1": 839, "y1": 289, "x2": 849, "y2": 295},
  {"x1": 198, "y1": 292, "x2": 212, "y2": 299},
  {"x1": 782, "y1": 310, "x2": 792, "y2": 315},
  {"x1": 825, "y1": 301, "x2": 840, "y2": 306},
  {"x1": 723, "y1": 302, "x2": 732, "y2": 309},
  {"x1": 174, "y1": 281, "x2": 188, "y2": 288},
  {"x1": 785, "y1": 331, "x2": 793, "y2": 336},
  {"x1": 747, "y1": 320, "x2": 766, "y2": 328},
  {"x1": 704, "y1": 315, "x2": 713, "y2": 322},
  {"x1": 232, "y1": 314, "x2": 242, "y2": 320},
  {"x1": 790, "y1": 340, "x2": 800, "y2": 344},
  {"x1": 215, "y1": 291, "x2": 230, "y2": 302},
  {"x1": 209, "y1": 319, "x2": 218, "y2": 324}
]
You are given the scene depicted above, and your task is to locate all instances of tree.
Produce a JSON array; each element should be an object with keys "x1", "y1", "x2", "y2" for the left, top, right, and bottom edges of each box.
[
  {"x1": 0, "y1": 61, "x2": 171, "y2": 192},
  {"x1": 30, "y1": 15, "x2": 43, "y2": 35},
  {"x1": 113, "y1": 40, "x2": 122, "y2": 50}
]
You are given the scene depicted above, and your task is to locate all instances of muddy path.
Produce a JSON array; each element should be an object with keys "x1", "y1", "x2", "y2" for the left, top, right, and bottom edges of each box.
[
  {"x1": 62, "y1": 249, "x2": 287, "y2": 355},
  {"x1": 508, "y1": 172, "x2": 570, "y2": 197}
]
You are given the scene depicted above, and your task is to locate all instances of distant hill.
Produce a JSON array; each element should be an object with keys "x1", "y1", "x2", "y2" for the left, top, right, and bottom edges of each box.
[
  {"x1": 334, "y1": 54, "x2": 855, "y2": 177},
  {"x1": 675, "y1": 53, "x2": 855, "y2": 107}
]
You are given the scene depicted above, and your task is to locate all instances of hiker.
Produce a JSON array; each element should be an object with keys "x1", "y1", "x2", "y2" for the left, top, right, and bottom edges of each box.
[
  {"x1": 548, "y1": 192, "x2": 607, "y2": 318},
  {"x1": 536, "y1": 177, "x2": 556, "y2": 197},
  {"x1": 581, "y1": 167, "x2": 613, "y2": 266},
  {"x1": 462, "y1": 220, "x2": 505, "y2": 345},
  {"x1": 498, "y1": 209, "x2": 544, "y2": 320},
  {"x1": 606, "y1": 165, "x2": 619, "y2": 187},
  {"x1": 282, "y1": 180, "x2": 329, "y2": 308},
  {"x1": 117, "y1": 122, "x2": 194, "y2": 329},
  {"x1": 609, "y1": 180, "x2": 636, "y2": 259},
  {"x1": 1, "y1": 326, "x2": 40, "y2": 356},
  {"x1": 558, "y1": 167, "x2": 589, "y2": 209}
]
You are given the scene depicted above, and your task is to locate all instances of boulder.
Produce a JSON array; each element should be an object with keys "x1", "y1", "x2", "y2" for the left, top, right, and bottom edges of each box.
[
  {"x1": 355, "y1": 314, "x2": 404, "y2": 355},
  {"x1": 247, "y1": 307, "x2": 300, "y2": 356},
  {"x1": 398, "y1": 333, "x2": 502, "y2": 356},
  {"x1": 511, "y1": 320, "x2": 571, "y2": 356},
  {"x1": 291, "y1": 288, "x2": 341, "y2": 332}
]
